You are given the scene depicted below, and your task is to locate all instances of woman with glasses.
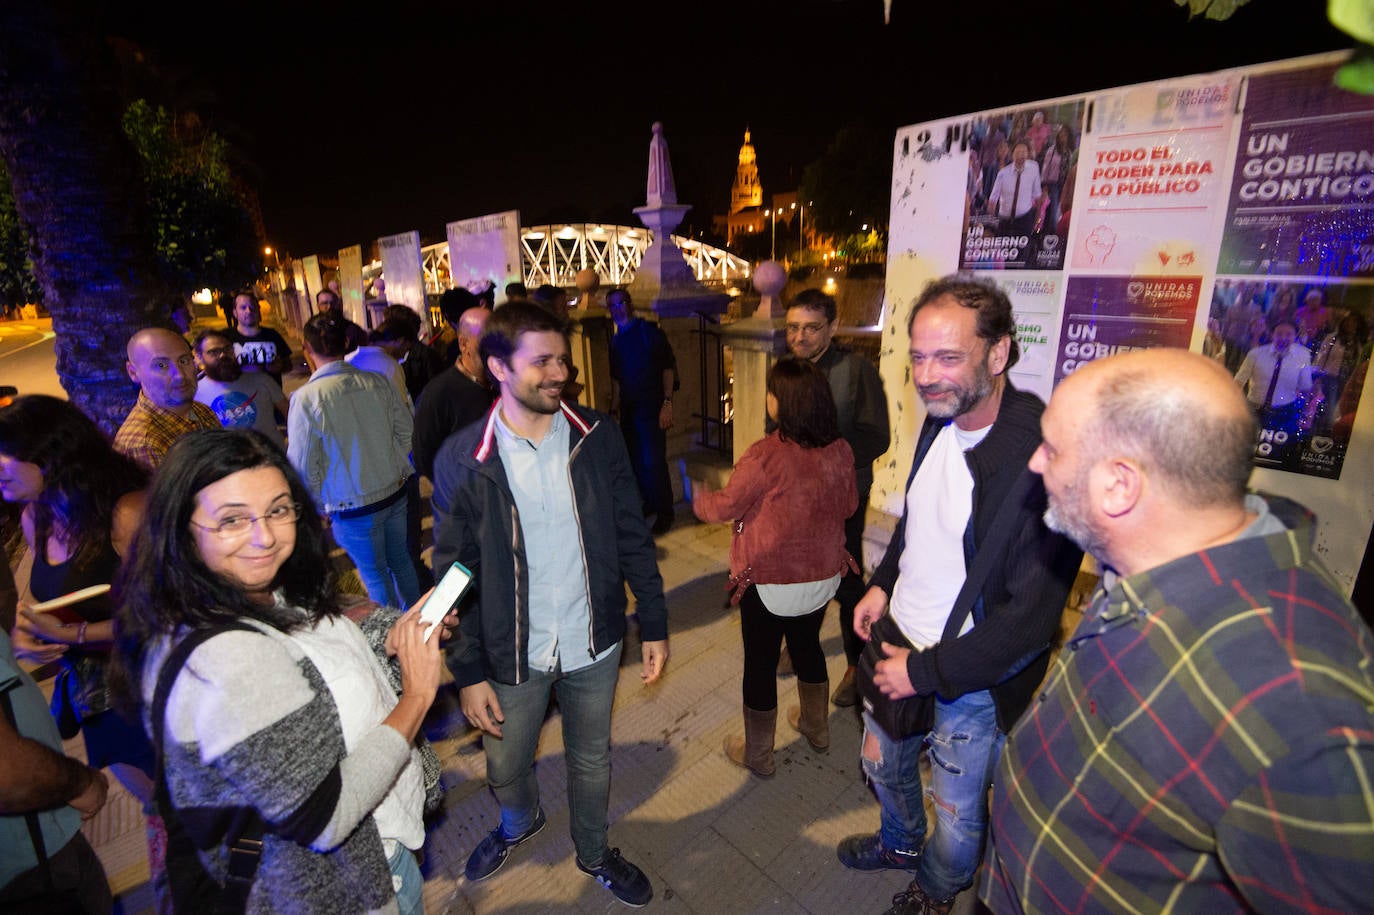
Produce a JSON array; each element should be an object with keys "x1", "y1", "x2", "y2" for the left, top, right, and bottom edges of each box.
[
  {"x1": 0, "y1": 394, "x2": 167, "y2": 900},
  {"x1": 692, "y1": 358, "x2": 858, "y2": 777},
  {"x1": 112, "y1": 429, "x2": 452, "y2": 914}
]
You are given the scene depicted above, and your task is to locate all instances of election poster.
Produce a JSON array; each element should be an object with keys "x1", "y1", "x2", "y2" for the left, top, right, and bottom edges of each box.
[
  {"x1": 1208, "y1": 278, "x2": 1372, "y2": 479},
  {"x1": 1218, "y1": 60, "x2": 1374, "y2": 277},
  {"x1": 989, "y1": 274, "x2": 1063, "y2": 402},
  {"x1": 1070, "y1": 73, "x2": 1242, "y2": 274},
  {"x1": 1053, "y1": 276, "x2": 1201, "y2": 386},
  {"x1": 949, "y1": 100, "x2": 1084, "y2": 272}
]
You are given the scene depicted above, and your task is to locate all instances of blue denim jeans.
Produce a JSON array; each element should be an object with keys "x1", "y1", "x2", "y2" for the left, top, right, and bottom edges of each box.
[
  {"x1": 330, "y1": 494, "x2": 421, "y2": 610},
  {"x1": 861, "y1": 689, "x2": 1004, "y2": 900},
  {"x1": 485, "y1": 642, "x2": 623, "y2": 867},
  {"x1": 386, "y1": 841, "x2": 424, "y2": 915}
]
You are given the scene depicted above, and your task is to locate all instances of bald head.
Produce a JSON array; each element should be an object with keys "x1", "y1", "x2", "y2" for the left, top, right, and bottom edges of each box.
[
  {"x1": 126, "y1": 327, "x2": 199, "y2": 412},
  {"x1": 458, "y1": 306, "x2": 492, "y2": 342},
  {"x1": 1068, "y1": 348, "x2": 1255, "y2": 507},
  {"x1": 456, "y1": 306, "x2": 493, "y2": 379}
]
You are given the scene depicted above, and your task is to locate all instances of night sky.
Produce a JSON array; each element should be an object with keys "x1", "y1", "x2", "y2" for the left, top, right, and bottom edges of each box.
[{"x1": 108, "y1": 0, "x2": 1349, "y2": 258}]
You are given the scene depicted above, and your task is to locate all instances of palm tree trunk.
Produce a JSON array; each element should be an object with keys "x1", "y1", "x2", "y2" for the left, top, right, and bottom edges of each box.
[{"x1": 0, "y1": 2, "x2": 171, "y2": 434}]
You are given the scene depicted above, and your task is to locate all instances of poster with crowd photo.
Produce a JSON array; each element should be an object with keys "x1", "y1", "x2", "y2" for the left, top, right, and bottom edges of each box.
[
  {"x1": 1207, "y1": 278, "x2": 1372, "y2": 479},
  {"x1": 953, "y1": 99, "x2": 1085, "y2": 272},
  {"x1": 1052, "y1": 276, "x2": 1202, "y2": 386},
  {"x1": 1070, "y1": 73, "x2": 1243, "y2": 274},
  {"x1": 1218, "y1": 61, "x2": 1374, "y2": 277}
]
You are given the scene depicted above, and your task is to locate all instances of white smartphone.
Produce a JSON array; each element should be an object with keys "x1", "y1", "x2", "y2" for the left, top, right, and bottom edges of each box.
[{"x1": 418, "y1": 561, "x2": 473, "y2": 643}]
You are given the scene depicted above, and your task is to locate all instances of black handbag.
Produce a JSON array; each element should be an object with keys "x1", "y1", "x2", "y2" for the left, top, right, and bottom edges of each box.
[
  {"x1": 856, "y1": 467, "x2": 1037, "y2": 740},
  {"x1": 48, "y1": 653, "x2": 107, "y2": 740},
  {"x1": 48, "y1": 664, "x2": 81, "y2": 739},
  {"x1": 857, "y1": 614, "x2": 934, "y2": 738},
  {"x1": 151, "y1": 623, "x2": 268, "y2": 915}
]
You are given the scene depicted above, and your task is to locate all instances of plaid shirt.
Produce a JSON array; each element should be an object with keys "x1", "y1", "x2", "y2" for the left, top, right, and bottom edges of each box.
[
  {"x1": 981, "y1": 494, "x2": 1374, "y2": 913},
  {"x1": 112, "y1": 391, "x2": 220, "y2": 472}
]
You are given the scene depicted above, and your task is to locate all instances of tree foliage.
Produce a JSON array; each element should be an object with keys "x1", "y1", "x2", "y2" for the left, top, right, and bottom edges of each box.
[
  {"x1": 1173, "y1": 0, "x2": 1250, "y2": 22},
  {"x1": 799, "y1": 119, "x2": 893, "y2": 241},
  {"x1": 121, "y1": 99, "x2": 259, "y2": 296},
  {"x1": 0, "y1": 98, "x2": 260, "y2": 311},
  {"x1": 0, "y1": 163, "x2": 40, "y2": 308}
]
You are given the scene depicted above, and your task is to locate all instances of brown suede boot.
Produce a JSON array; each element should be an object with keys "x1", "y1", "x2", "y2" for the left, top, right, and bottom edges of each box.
[
  {"x1": 786, "y1": 679, "x2": 831, "y2": 752},
  {"x1": 723, "y1": 705, "x2": 777, "y2": 778}
]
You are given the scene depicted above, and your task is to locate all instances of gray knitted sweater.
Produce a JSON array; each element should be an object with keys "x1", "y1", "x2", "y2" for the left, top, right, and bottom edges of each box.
[{"x1": 142, "y1": 609, "x2": 411, "y2": 914}]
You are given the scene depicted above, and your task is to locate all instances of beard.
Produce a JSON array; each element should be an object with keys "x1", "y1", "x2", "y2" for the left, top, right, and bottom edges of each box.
[
  {"x1": 512, "y1": 381, "x2": 563, "y2": 415},
  {"x1": 203, "y1": 358, "x2": 243, "y2": 383},
  {"x1": 1043, "y1": 474, "x2": 1105, "y2": 558},
  {"x1": 918, "y1": 357, "x2": 994, "y2": 420}
]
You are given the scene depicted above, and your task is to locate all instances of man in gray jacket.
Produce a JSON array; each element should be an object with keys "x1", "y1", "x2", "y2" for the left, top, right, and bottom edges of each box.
[
  {"x1": 430, "y1": 301, "x2": 668, "y2": 908},
  {"x1": 287, "y1": 312, "x2": 419, "y2": 610}
]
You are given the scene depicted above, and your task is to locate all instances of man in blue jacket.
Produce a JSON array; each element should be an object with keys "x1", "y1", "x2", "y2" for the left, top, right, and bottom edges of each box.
[{"x1": 430, "y1": 301, "x2": 669, "y2": 908}]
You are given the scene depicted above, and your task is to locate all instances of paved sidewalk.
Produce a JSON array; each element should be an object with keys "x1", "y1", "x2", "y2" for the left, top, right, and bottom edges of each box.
[{"x1": 85, "y1": 507, "x2": 1001, "y2": 914}]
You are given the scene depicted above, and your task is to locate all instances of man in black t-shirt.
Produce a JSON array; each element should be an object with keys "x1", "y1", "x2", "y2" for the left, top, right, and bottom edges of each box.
[{"x1": 226, "y1": 290, "x2": 293, "y2": 387}]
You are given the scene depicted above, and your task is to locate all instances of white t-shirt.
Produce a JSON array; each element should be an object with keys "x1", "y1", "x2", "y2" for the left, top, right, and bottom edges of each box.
[
  {"x1": 889, "y1": 422, "x2": 990, "y2": 648},
  {"x1": 290, "y1": 616, "x2": 426, "y2": 852}
]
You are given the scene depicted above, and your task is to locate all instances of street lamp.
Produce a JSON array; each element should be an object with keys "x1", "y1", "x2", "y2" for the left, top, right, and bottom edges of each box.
[
  {"x1": 770, "y1": 207, "x2": 783, "y2": 260},
  {"x1": 264, "y1": 245, "x2": 285, "y2": 294}
]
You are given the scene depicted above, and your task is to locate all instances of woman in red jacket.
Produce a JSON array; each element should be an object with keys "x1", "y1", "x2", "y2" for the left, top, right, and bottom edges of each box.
[{"x1": 693, "y1": 358, "x2": 858, "y2": 777}]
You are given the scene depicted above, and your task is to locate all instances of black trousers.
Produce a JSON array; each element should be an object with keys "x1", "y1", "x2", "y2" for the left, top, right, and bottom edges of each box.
[{"x1": 739, "y1": 585, "x2": 827, "y2": 711}]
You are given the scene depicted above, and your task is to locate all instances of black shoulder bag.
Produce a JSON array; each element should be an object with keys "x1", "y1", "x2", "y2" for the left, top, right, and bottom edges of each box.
[
  {"x1": 151, "y1": 623, "x2": 269, "y2": 915},
  {"x1": 858, "y1": 467, "x2": 1037, "y2": 740},
  {"x1": 0, "y1": 682, "x2": 54, "y2": 899}
]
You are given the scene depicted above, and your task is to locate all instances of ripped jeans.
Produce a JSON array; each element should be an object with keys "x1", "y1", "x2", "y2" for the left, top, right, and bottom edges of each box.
[{"x1": 860, "y1": 689, "x2": 1004, "y2": 901}]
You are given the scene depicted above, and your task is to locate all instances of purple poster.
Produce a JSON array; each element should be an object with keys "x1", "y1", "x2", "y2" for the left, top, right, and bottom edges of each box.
[
  {"x1": 1053, "y1": 276, "x2": 1201, "y2": 385},
  {"x1": 1218, "y1": 62, "x2": 1374, "y2": 277}
]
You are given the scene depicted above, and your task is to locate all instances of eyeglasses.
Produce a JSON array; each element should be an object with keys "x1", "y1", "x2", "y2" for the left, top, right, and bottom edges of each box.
[
  {"x1": 190, "y1": 502, "x2": 302, "y2": 538},
  {"x1": 785, "y1": 322, "x2": 828, "y2": 336}
]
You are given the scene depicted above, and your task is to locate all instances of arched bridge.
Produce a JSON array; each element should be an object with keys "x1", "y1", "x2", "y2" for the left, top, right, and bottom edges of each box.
[{"x1": 410, "y1": 223, "x2": 752, "y2": 294}]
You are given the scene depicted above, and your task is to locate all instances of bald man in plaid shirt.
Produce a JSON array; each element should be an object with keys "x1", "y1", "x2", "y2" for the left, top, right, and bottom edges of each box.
[{"x1": 981, "y1": 348, "x2": 1373, "y2": 912}]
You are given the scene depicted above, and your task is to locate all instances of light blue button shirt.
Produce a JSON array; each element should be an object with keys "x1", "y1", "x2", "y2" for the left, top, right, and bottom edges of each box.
[{"x1": 493, "y1": 409, "x2": 612, "y2": 673}]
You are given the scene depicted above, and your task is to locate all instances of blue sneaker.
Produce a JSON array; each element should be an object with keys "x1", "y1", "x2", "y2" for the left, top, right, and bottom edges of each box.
[
  {"x1": 576, "y1": 847, "x2": 653, "y2": 907},
  {"x1": 464, "y1": 808, "x2": 546, "y2": 882}
]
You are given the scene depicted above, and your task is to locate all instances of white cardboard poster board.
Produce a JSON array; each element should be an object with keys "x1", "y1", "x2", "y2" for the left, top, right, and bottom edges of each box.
[
  {"x1": 377, "y1": 231, "x2": 429, "y2": 335},
  {"x1": 337, "y1": 244, "x2": 366, "y2": 328},
  {"x1": 300, "y1": 255, "x2": 323, "y2": 315},
  {"x1": 446, "y1": 210, "x2": 523, "y2": 298}
]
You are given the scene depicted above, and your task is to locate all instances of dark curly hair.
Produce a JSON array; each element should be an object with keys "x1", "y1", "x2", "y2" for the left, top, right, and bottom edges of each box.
[
  {"x1": 110, "y1": 429, "x2": 339, "y2": 709},
  {"x1": 0, "y1": 395, "x2": 147, "y2": 572},
  {"x1": 907, "y1": 272, "x2": 1021, "y2": 371}
]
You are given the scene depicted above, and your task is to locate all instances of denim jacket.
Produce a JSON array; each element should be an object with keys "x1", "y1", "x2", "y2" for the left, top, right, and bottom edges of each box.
[{"x1": 286, "y1": 359, "x2": 414, "y2": 514}]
